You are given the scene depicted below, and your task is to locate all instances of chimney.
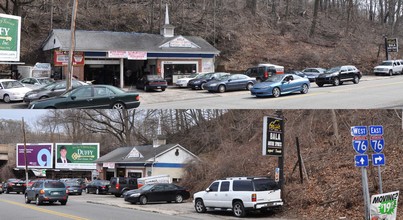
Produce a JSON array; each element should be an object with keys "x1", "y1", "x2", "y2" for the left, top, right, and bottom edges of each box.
[
  {"x1": 153, "y1": 135, "x2": 166, "y2": 148},
  {"x1": 160, "y1": 4, "x2": 175, "y2": 37}
]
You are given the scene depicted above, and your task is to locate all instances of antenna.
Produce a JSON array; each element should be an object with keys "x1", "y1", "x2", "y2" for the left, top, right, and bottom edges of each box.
[
  {"x1": 157, "y1": 117, "x2": 161, "y2": 136},
  {"x1": 165, "y1": 3, "x2": 169, "y2": 25}
]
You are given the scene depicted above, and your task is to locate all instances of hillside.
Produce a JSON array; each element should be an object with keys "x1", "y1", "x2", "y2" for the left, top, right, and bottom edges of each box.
[
  {"x1": 169, "y1": 109, "x2": 402, "y2": 219},
  {"x1": 13, "y1": 0, "x2": 397, "y2": 74}
]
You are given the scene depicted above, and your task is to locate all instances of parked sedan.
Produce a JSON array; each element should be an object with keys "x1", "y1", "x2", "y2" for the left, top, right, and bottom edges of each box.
[
  {"x1": 19, "y1": 77, "x2": 55, "y2": 89},
  {"x1": 25, "y1": 180, "x2": 68, "y2": 205},
  {"x1": 23, "y1": 79, "x2": 87, "y2": 103},
  {"x1": 187, "y1": 72, "x2": 230, "y2": 90},
  {"x1": 302, "y1": 68, "x2": 326, "y2": 82},
  {"x1": 4, "y1": 178, "x2": 26, "y2": 194},
  {"x1": 203, "y1": 74, "x2": 256, "y2": 93},
  {"x1": 0, "y1": 79, "x2": 32, "y2": 103},
  {"x1": 175, "y1": 73, "x2": 199, "y2": 88},
  {"x1": 250, "y1": 74, "x2": 310, "y2": 98},
  {"x1": 85, "y1": 180, "x2": 110, "y2": 195},
  {"x1": 28, "y1": 85, "x2": 140, "y2": 109},
  {"x1": 124, "y1": 183, "x2": 190, "y2": 205},
  {"x1": 136, "y1": 75, "x2": 168, "y2": 92}
]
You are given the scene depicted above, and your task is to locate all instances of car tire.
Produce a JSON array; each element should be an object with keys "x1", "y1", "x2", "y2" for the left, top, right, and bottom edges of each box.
[
  {"x1": 60, "y1": 200, "x2": 67, "y2": 205},
  {"x1": 112, "y1": 102, "x2": 125, "y2": 109},
  {"x1": 272, "y1": 87, "x2": 281, "y2": 98},
  {"x1": 301, "y1": 84, "x2": 309, "y2": 94},
  {"x1": 25, "y1": 194, "x2": 31, "y2": 204},
  {"x1": 78, "y1": 192, "x2": 82, "y2": 195},
  {"x1": 96, "y1": 189, "x2": 99, "y2": 195},
  {"x1": 144, "y1": 85, "x2": 148, "y2": 92},
  {"x1": 139, "y1": 196, "x2": 147, "y2": 205},
  {"x1": 389, "y1": 70, "x2": 393, "y2": 76},
  {"x1": 175, "y1": 194, "x2": 183, "y2": 203},
  {"x1": 333, "y1": 77, "x2": 340, "y2": 86},
  {"x1": 218, "y1": 85, "x2": 226, "y2": 93},
  {"x1": 114, "y1": 193, "x2": 121, "y2": 197},
  {"x1": 201, "y1": 83, "x2": 206, "y2": 90},
  {"x1": 194, "y1": 199, "x2": 206, "y2": 213},
  {"x1": 3, "y1": 94, "x2": 10, "y2": 103},
  {"x1": 85, "y1": 188, "x2": 89, "y2": 194},
  {"x1": 246, "y1": 83, "x2": 253, "y2": 91},
  {"x1": 316, "y1": 83, "x2": 324, "y2": 87},
  {"x1": 5, "y1": 188, "x2": 9, "y2": 194},
  {"x1": 35, "y1": 196, "x2": 42, "y2": 206},
  {"x1": 233, "y1": 201, "x2": 246, "y2": 217},
  {"x1": 161, "y1": 88, "x2": 166, "y2": 91},
  {"x1": 353, "y1": 75, "x2": 360, "y2": 84},
  {"x1": 256, "y1": 78, "x2": 262, "y2": 83}
]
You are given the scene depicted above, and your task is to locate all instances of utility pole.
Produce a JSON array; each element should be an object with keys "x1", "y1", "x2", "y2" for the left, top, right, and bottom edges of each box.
[
  {"x1": 22, "y1": 118, "x2": 28, "y2": 186},
  {"x1": 50, "y1": 0, "x2": 54, "y2": 31},
  {"x1": 67, "y1": 0, "x2": 79, "y2": 90}
]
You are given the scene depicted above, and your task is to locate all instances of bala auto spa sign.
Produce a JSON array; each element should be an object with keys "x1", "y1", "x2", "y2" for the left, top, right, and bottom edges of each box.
[
  {"x1": 16, "y1": 143, "x2": 53, "y2": 169},
  {"x1": 55, "y1": 143, "x2": 99, "y2": 170},
  {"x1": 370, "y1": 191, "x2": 399, "y2": 220},
  {"x1": 0, "y1": 13, "x2": 21, "y2": 61}
]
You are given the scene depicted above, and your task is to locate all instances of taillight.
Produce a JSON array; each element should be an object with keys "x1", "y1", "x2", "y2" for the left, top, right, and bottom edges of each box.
[
  {"x1": 264, "y1": 71, "x2": 268, "y2": 78},
  {"x1": 101, "y1": 186, "x2": 106, "y2": 189},
  {"x1": 8, "y1": 183, "x2": 14, "y2": 186},
  {"x1": 116, "y1": 183, "x2": 120, "y2": 190},
  {"x1": 66, "y1": 189, "x2": 69, "y2": 194},
  {"x1": 136, "y1": 95, "x2": 140, "y2": 101},
  {"x1": 39, "y1": 189, "x2": 45, "y2": 194},
  {"x1": 251, "y1": 193, "x2": 257, "y2": 202}
]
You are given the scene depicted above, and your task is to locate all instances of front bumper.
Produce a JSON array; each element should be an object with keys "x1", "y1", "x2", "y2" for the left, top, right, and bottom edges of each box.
[
  {"x1": 315, "y1": 76, "x2": 334, "y2": 84},
  {"x1": 250, "y1": 88, "x2": 272, "y2": 97}
]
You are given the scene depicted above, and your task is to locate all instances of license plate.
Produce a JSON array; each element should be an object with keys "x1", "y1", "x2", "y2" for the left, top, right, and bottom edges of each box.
[
  {"x1": 16, "y1": 184, "x2": 20, "y2": 186},
  {"x1": 73, "y1": 190, "x2": 77, "y2": 192},
  {"x1": 52, "y1": 192, "x2": 60, "y2": 195},
  {"x1": 157, "y1": 86, "x2": 161, "y2": 88}
]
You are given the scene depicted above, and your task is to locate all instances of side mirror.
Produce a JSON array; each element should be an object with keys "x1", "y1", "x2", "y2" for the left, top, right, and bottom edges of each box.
[
  {"x1": 71, "y1": 95, "x2": 76, "y2": 100},
  {"x1": 205, "y1": 188, "x2": 210, "y2": 192}
]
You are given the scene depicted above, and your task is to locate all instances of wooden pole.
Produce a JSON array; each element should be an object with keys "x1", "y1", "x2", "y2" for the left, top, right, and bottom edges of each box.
[
  {"x1": 22, "y1": 118, "x2": 28, "y2": 186},
  {"x1": 67, "y1": 0, "x2": 78, "y2": 90},
  {"x1": 296, "y1": 137, "x2": 304, "y2": 184}
]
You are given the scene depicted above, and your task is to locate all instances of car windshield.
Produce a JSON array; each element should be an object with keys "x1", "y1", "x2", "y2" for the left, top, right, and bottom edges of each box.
[
  {"x1": 2, "y1": 80, "x2": 24, "y2": 89},
  {"x1": 380, "y1": 61, "x2": 393, "y2": 66},
  {"x1": 325, "y1": 67, "x2": 341, "y2": 74},
  {"x1": 37, "y1": 78, "x2": 55, "y2": 85},
  {"x1": 189, "y1": 73, "x2": 198, "y2": 78},
  {"x1": 43, "y1": 82, "x2": 60, "y2": 90},
  {"x1": 264, "y1": 75, "x2": 284, "y2": 82},
  {"x1": 140, "y1": 184, "x2": 154, "y2": 191}
]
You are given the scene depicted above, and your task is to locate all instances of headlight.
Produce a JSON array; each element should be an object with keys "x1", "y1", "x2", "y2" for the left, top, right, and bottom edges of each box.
[{"x1": 129, "y1": 193, "x2": 140, "y2": 197}]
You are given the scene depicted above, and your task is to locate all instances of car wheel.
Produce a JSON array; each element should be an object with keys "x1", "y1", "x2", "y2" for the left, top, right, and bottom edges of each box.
[
  {"x1": 301, "y1": 84, "x2": 309, "y2": 94},
  {"x1": 353, "y1": 75, "x2": 360, "y2": 84},
  {"x1": 139, "y1": 196, "x2": 147, "y2": 205},
  {"x1": 246, "y1": 83, "x2": 253, "y2": 91},
  {"x1": 60, "y1": 200, "x2": 67, "y2": 205},
  {"x1": 333, "y1": 77, "x2": 340, "y2": 86},
  {"x1": 35, "y1": 196, "x2": 42, "y2": 206},
  {"x1": 144, "y1": 85, "x2": 148, "y2": 92},
  {"x1": 389, "y1": 70, "x2": 393, "y2": 76},
  {"x1": 25, "y1": 194, "x2": 31, "y2": 204},
  {"x1": 272, "y1": 87, "x2": 281, "y2": 98},
  {"x1": 39, "y1": 96, "x2": 49, "y2": 100},
  {"x1": 161, "y1": 88, "x2": 166, "y2": 91},
  {"x1": 175, "y1": 194, "x2": 183, "y2": 203},
  {"x1": 5, "y1": 188, "x2": 9, "y2": 194},
  {"x1": 3, "y1": 94, "x2": 10, "y2": 103},
  {"x1": 112, "y1": 102, "x2": 125, "y2": 109},
  {"x1": 233, "y1": 201, "x2": 246, "y2": 217},
  {"x1": 85, "y1": 188, "x2": 89, "y2": 194},
  {"x1": 114, "y1": 193, "x2": 121, "y2": 197},
  {"x1": 78, "y1": 192, "x2": 82, "y2": 195},
  {"x1": 218, "y1": 85, "x2": 226, "y2": 93},
  {"x1": 256, "y1": 78, "x2": 262, "y2": 83},
  {"x1": 316, "y1": 83, "x2": 324, "y2": 87},
  {"x1": 96, "y1": 189, "x2": 99, "y2": 195},
  {"x1": 200, "y1": 83, "x2": 206, "y2": 90},
  {"x1": 194, "y1": 199, "x2": 206, "y2": 213}
]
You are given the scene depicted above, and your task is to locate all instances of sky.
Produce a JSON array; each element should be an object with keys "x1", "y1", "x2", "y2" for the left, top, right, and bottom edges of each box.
[{"x1": 0, "y1": 110, "x2": 47, "y2": 123}]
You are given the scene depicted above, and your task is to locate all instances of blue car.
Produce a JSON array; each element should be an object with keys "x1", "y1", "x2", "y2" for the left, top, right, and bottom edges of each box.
[
  {"x1": 203, "y1": 74, "x2": 256, "y2": 93},
  {"x1": 250, "y1": 74, "x2": 310, "y2": 98}
]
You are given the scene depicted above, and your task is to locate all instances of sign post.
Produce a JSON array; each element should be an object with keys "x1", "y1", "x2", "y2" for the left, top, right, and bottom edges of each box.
[
  {"x1": 369, "y1": 125, "x2": 385, "y2": 194},
  {"x1": 351, "y1": 126, "x2": 370, "y2": 220}
]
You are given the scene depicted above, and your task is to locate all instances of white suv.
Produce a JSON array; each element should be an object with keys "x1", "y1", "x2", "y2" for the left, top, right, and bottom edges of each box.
[
  {"x1": 373, "y1": 60, "x2": 403, "y2": 76},
  {"x1": 193, "y1": 177, "x2": 283, "y2": 217}
]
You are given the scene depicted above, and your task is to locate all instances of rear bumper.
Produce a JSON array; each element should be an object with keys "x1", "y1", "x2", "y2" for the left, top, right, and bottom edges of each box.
[{"x1": 254, "y1": 201, "x2": 284, "y2": 209}]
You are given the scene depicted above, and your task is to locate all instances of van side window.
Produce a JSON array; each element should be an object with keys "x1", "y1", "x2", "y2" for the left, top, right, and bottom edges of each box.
[{"x1": 209, "y1": 182, "x2": 219, "y2": 192}]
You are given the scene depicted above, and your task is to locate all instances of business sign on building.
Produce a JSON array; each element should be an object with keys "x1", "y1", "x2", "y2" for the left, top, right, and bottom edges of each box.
[
  {"x1": 370, "y1": 191, "x2": 399, "y2": 220},
  {"x1": 386, "y1": 38, "x2": 398, "y2": 52},
  {"x1": 53, "y1": 50, "x2": 85, "y2": 66},
  {"x1": 55, "y1": 143, "x2": 99, "y2": 169},
  {"x1": 16, "y1": 143, "x2": 53, "y2": 169},
  {"x1": 108, "y1": 51, "x2": 147, "y2": 60},
  {"x1": 262, "y1": 116, "x2": 284, "y2": 156},
  {"x1": 0, "y1": 13, "x2": 21, "y2": 61}
]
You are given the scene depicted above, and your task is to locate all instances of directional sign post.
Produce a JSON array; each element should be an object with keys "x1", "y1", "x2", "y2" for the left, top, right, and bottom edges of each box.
[
  {"x1": 352, "y1": 136, "x2": 368, "y2": 154},
  {"x1": 369, "y1": 125, "x2": 385, "y2": 194},
  {"x1": 372, "y1": 154, "x2": 385, "y2": 166},
  {"x1": 355, "y1": 155, "x2": 369, "y2": 167}
]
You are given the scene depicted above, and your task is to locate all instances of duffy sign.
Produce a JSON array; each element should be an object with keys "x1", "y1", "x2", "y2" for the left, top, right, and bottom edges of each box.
[
  {"x1": 0, "y1": 13, "x2": 21, "y2": 61},
  {"x1": 55, "y1": 143, "x2": 99, "y2": 169},
  {"x1": 16, "y1": 143, "x2": 53, "y2": 169}
]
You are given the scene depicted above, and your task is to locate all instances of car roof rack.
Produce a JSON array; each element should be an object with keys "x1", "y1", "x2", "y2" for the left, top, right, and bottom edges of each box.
[{"x1": 225, "y1": 176, "x2": 269, "y2": 180}]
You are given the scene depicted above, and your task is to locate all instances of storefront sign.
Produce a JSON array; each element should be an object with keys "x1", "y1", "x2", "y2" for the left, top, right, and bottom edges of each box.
[
  {"x1": 108, "y1": 50, "x2": 126, "y2": 58},
  {"x1": 55, "y1": 143, "x2": 99, "y2": 170},
  {"x1": 168, "y1": 36, "x2": 193, "y2": 48},
  {"x1": 262, "y1": 116, "x2": 284, "y2": 156},
  {"x1": 127, "y1": 51, "x2": 147, "y2": 60},
  {"x1": 0, "y1": 13, "x2": 21, "y2": 61},
  {"x1": 54, "y1": 51, "x2": 85, "y2": 66},
  {"x1": 16, "y1": 143, "x2": 53, "y2": 169}
]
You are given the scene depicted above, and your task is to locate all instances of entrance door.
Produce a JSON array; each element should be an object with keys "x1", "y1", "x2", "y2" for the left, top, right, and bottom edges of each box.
[{"x1": 164, "y1": 65, "x2": 174, "y2": 85}]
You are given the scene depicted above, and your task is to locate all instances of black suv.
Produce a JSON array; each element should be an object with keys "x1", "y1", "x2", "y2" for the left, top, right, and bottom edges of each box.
[
  {"x1": 4, "y1": 178, "x2": 26, "y2": 194},
  {"x1": 108, "y1": 177, "x2": 138, "y2": 197},
  {"x1": 315, "y1": 65, "x2": 361, "y2": 87}
]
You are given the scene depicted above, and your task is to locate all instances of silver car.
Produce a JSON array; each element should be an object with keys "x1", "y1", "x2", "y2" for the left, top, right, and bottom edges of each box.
[{"x1": 302, "y1": 68, "x2": 326, "y2": 82}]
